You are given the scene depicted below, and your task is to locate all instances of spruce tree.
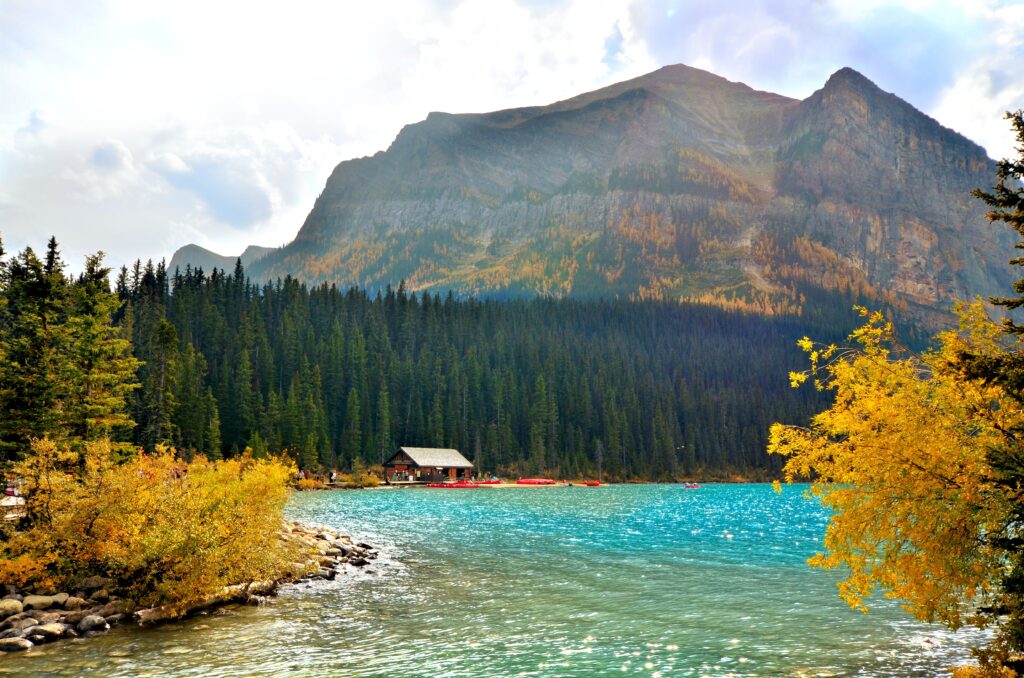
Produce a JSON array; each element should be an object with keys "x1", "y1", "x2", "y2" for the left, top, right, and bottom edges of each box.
[
  {"x1": 0, "y1": 246, "x2": 67, "y2": 458},
  {"x1": 64, "y1": 252, "x2": 141, "y2": 448},
  {"x1": 959, "y1": 110, "x2": 1024, "y2": 659}
]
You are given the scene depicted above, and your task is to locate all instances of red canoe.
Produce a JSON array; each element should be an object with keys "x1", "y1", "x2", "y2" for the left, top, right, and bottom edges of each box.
[
  {"x1": 583, "y1": 480, "x2": 601, "y2": 487},
  {"x1": 476, "y1": 479, "x2": 502, "y2": 484},
  {"x1": 516, "y1": 478, "x2": 557, "y2": 485}
]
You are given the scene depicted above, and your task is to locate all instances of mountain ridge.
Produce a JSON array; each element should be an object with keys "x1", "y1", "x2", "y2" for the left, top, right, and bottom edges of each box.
[{"x1": 173, "y1": 64, "x2": 1012, "y2": 325}]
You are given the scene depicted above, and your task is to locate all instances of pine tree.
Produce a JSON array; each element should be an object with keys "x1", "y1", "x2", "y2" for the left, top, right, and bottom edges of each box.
[
  {"x1": 140, "y1": 319, "x2": 179, "y2": 446},
  {"x1": 958, "y1": 110, "x2": 1024, "y2": 660},
  {"x1": 63, "y1": 253, "x2": 141, "y2": 448},
  {"x1": 204, "y1": 387, "x2": 222, "y2": 459},
  {"x1": 341, "y1": 387, "x2": 362, "y2": 467},
  {"x1": 0, "y1": 246, "x2": 67, "y2": 458},
  {"x1": 376, "y1": 383, "x2": 392, "y2": 464}
]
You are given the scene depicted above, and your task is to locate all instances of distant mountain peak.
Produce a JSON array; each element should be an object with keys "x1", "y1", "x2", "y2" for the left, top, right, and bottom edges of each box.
[
  {"x1": 169, "y1": 244, "x2": 274, "y2": 276},
  {"x1": 824, "y1": 66, "x2": 874, "y2": 87}
]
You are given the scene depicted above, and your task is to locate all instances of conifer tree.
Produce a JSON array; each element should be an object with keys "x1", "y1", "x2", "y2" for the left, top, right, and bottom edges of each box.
[
  {"x1": 958, "y1": 110, "x2": 1024, "y2": 660},
  {"x1": 341, "y1": 387, "x2": 362, "y2": 466},
  {"x1": 63, "y1": 253, "x2": 141, "y2": 448},
  {"x1": 0, "y1": 246, "x2": 67, "y2": 458},
  {"x1": 376, "y1": 383, "x2": 392, "y2": 464},
  {"x1": 204, "y1": 387, "x2": 222, "y2": 459}
]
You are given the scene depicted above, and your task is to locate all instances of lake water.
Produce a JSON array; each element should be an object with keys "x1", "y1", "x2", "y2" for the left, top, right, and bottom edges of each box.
[{"x1": 0, "y1": 484, "x2": 987, "y2": 676}]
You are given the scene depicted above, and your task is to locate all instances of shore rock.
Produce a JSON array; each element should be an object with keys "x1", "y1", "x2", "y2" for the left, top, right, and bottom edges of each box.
[
  {"x1": 22, "y1": 595, "x2": 53, "y2": 611},
  {"x1": 0, "y1": 599, "x2": 23, "y2": 620},
  {"x1": 51, "y1": 592, "x2": 69, "y2": 606},
  {"x1": 64, "y1": 596, "x2": 87, "y2": 610},
  {"x1": 0, "y1": 637, "x2": 32, "y2": 652},
  {"x1": 24, "y1": 623, "x2": 66, "y2": 641},
  {"x1": 76, "y1": 615, "x2": 109, "y2": 634},
  {"x1": 6, "y1": 618, "x2": 39, "y2": 632},
  {"x1": 80, "y1": 576, "x2": 113, "y2": 591},
  {"x1": 97, "y1": 600, "x2": 133, "y2": 617}
]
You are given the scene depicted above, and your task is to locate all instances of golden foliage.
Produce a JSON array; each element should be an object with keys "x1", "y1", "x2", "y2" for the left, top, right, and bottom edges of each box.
[
  {"x1": 769, "y1": 303, "x2": 1020, "y2": 630},
  {"x1": 0, "y1": 440, "x2": 304, "y2": 611}
]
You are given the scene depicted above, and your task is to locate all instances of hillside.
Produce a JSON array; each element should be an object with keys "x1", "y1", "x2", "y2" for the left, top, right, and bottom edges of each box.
[{"x1": 183, "y1": 65, "x2": 1012, "y2": 323}]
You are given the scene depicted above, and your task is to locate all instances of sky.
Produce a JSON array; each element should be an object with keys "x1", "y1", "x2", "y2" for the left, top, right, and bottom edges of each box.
[{"x1": 1, "y1": 0, "x2": 1022, "y2": 272}]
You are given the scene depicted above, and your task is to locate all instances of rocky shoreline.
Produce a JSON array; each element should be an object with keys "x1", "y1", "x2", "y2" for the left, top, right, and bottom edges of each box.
[{"x1": 0, "y1": 520, "x2": 375, "y2": 654}]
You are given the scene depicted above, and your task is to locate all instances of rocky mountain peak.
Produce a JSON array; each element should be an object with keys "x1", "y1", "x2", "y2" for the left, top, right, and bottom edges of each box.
[{"x1": 188, "y1": 64, "x2": 1013, "y2": 327}]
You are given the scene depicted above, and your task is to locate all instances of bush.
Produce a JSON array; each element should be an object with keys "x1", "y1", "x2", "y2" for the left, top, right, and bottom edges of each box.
[
  {"x1": 296, "y1": 477, "x2": 327, "y2": 490},
  {"x1": 0, "y1": 439, "x2": 305, "y2": 611}
]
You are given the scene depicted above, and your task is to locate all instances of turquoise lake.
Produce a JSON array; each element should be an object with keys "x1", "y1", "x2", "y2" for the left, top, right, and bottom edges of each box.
[{"x1": 0, "y1": 484, "x2": 987, "y2": 676}]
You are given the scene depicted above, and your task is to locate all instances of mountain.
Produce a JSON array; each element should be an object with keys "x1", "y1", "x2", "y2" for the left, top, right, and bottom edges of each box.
[
  {"x1": 229, "y1": 65, "x2": 1010, "y2": 323},
  {"x1": 169, "y1": 244, "x2": 274, "y2": 275}
]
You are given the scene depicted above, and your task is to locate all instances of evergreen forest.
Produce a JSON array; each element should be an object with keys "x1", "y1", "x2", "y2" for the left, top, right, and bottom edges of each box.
[{"x1": 1, "y1": 237, "x2": 860, "y2": 480}]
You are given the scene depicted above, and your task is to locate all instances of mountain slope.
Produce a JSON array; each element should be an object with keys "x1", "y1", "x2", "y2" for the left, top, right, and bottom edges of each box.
[{"x1": 235, "y1": 64, "x2": 1010, "y2": 322}]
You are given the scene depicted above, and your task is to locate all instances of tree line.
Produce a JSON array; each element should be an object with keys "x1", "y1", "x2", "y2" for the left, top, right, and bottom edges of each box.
[{"x1": 0, "y1": 238, "x2": 845, "y2": 479}]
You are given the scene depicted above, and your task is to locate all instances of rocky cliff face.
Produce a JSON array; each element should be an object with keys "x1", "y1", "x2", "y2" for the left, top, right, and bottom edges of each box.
[{"x1": 229, "y1": 64, "x2": 1011, "y2": 321}]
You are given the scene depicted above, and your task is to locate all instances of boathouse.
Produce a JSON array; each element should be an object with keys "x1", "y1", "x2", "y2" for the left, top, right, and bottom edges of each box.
[{"x1": 384, "y1": 447, "x2": 473, "y2": 483}]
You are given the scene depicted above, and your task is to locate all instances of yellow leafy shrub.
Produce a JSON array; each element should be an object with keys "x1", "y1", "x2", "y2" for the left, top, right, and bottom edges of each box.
[{"x1": 0, "y1": 440, "x2": 306, "y2": 611}]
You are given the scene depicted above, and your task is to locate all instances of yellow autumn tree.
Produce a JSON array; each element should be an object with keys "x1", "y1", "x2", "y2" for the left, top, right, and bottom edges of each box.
[{"x1": 769, "y1": 304, "x2": 1021, "y2": 633}]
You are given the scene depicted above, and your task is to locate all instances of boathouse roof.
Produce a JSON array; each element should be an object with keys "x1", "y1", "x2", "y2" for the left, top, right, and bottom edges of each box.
[{"x1": 387, "y1": 447, "x2": 473, "y2": 469}]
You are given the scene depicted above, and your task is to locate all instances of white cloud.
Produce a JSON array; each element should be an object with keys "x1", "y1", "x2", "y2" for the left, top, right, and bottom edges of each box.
[
  {"x1": 931, "y1": 2, "x2": 1024, "y2": 160},
  {"x1": 0, "y1": 0, "x2": 1019, "y2": 273},
  {"x1": 0, "y1": 0, "x2": 646, "y2": 271}
]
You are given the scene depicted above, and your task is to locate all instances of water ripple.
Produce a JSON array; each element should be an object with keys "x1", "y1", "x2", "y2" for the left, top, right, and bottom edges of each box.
[{"x1": 0, "y1": 484, "x2": 988, "y2": 676}]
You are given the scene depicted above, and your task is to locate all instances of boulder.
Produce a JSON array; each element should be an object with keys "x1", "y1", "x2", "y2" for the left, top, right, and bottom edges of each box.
[
  {"x1": 104, "y1": 613, "x2": 125, "y2": 625},
  {"x1": 357, "y1": 542, "x2": 373, "y2": 550},
  {"x1": 0, "y1": 637, "x2": 32, "y2": 652},
  {"x1": 21, "y1": 595, "x2": 54, "y2": 611},
  {"x1": 76, "y1": 615, "x2": 109, "y2": 634},
  {"x1": 64, "y1": 596, "x2": 87, "y2": 611},
  {"x1": 24, "y1": 623, "x2": 65, "y2": 641},
  {"x1": 96, "y1": 600, "x2": 132, "y2": 617},
  {"x1": 89, "y1": 589, "x2": 110, "y2": 604},
  {"x1": 2, "y1": 593, "x2": 23, "y2": 602},
  {"x1": 79, "y1": 576, "x2": 113, "y2": 591},
  {"x1": 63, "y1": 609, "x2": 98, "y2": 625},
  {"x1": 7, "y1": 618, "x2": 39, "y2": 632},
  {"x1": 0, "y1": 628, "x2": 24, "y2": 639},
  {"x1": 51, "y1": 592, "x2": 69, "y2": 606},
  {"x1": 0, "y1": 599, "x2": 23, "y2": 620},
  {"x1": 350, "y1": 557, "x2": 368, "y2": 567}
]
